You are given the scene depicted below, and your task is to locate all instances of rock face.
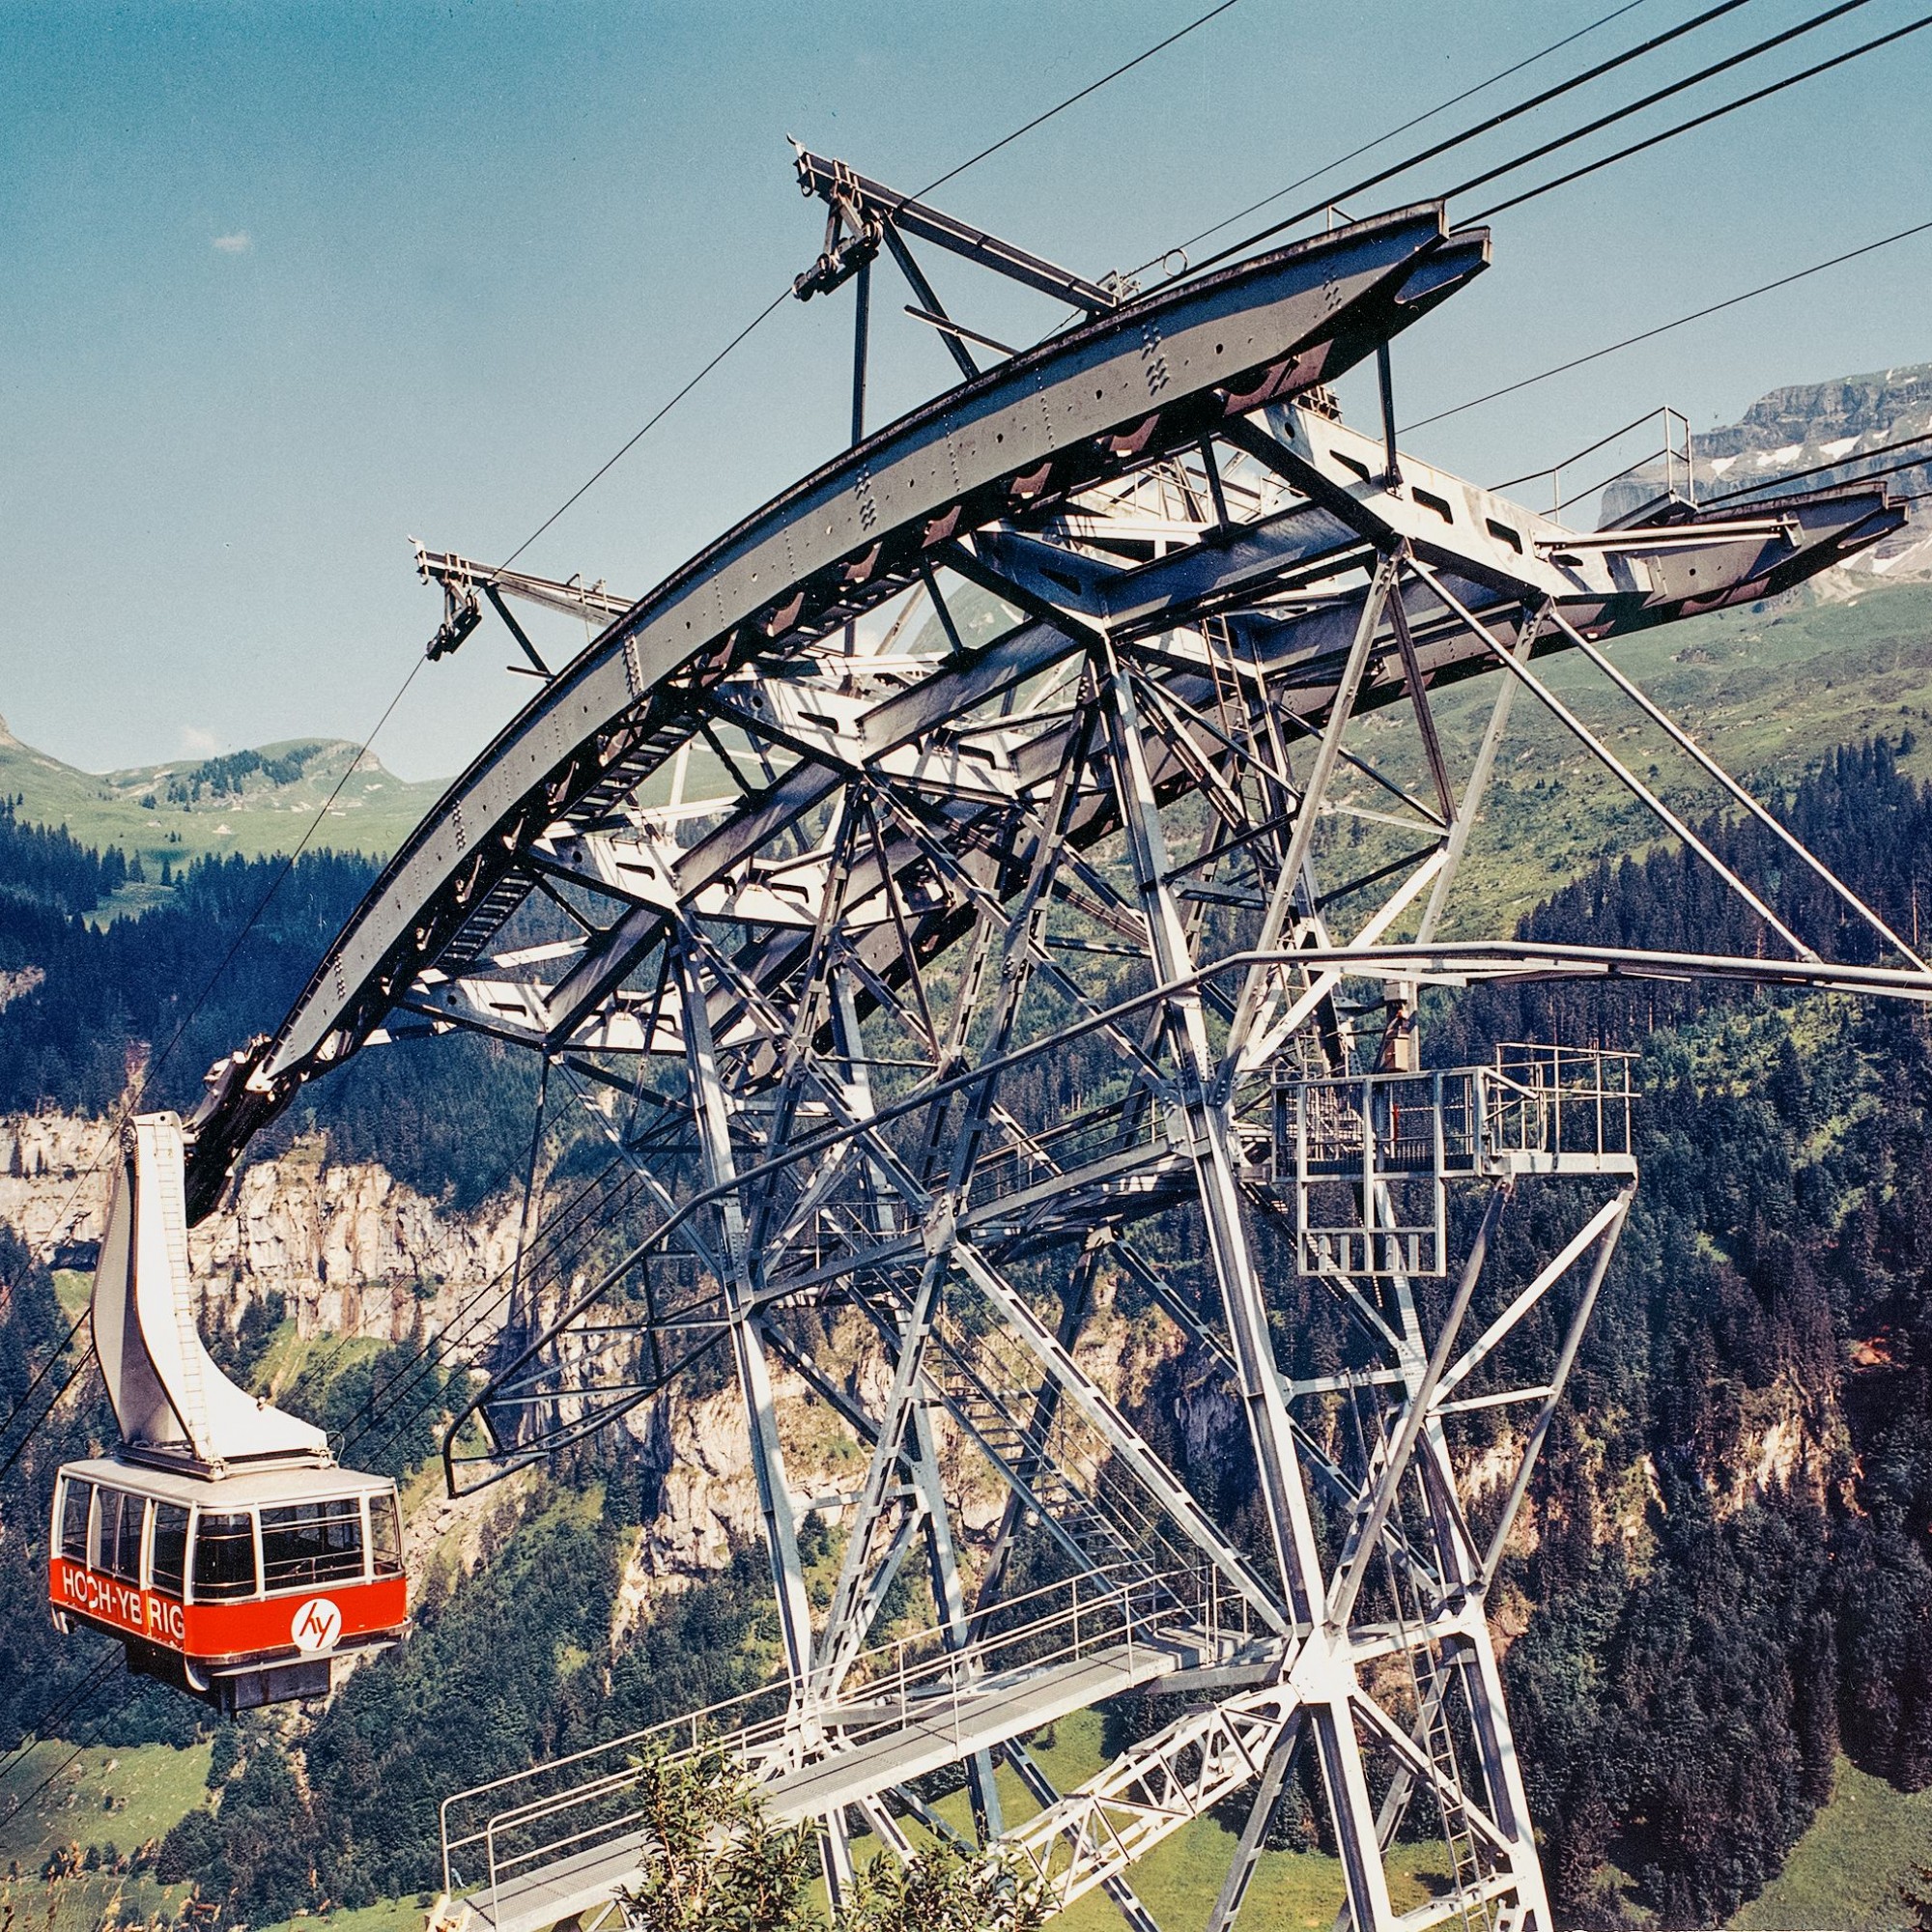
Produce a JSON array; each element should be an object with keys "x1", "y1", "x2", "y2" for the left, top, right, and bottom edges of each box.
[
  {"x1": 0, "y1": 1113, "x2": 118, "y2": 1259},
  {"x1": 0, "y1": 1117, "x2": 1852, "y2": 1628},
  {"x1": 1711, "y1": 363, "x2": 1932, "y2": 454},
  {"x1": 194, "y1": 1148, "x2": 524, "y2": 1342},
  {"x1": 0, "y1": 1112, "x2": 522, "y2": 1345}
]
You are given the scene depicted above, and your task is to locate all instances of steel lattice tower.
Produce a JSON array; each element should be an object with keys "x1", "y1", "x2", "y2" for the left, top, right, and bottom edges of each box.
[{"x1": 172, "y1": 166, "x2": 1920, "y2": 1932}]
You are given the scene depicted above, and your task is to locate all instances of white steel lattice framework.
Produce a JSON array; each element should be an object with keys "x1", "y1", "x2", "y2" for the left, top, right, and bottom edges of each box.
[{"x1": 176, "y1": 181, "x2": 1925, "y2": 1932}]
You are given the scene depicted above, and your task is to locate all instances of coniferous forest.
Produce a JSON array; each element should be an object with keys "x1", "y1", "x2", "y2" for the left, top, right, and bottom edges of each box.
[{"x1": 6, "y1": 741, "x2": 1932, "y2": 1924}]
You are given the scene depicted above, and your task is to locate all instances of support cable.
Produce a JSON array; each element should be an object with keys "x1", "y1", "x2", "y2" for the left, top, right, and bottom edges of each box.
[
  {"x1": 908, "y1": 0, "x2": 1240, "y2": 207},
  {"x1": 0, "y1": 1738, "x2": 91, "y2": 1831},
  {"x1": 0, "y1": 1349, "x2": 95, "y2": 1484},
  {"x1": 489, "y1": 3, "x2": 1246, "y2": 585},
  {"x1": 332, "y1": 1147, "x2": 665, "y2": 1465},
  {"x1": 0, "y1": 1309, "x2": 86, "y2": 1444},
  {"x1": 1697, "y1": 426, "x2": 1932, "y2": 504},
  {"x1": 484, "y1": 289, "x2": 794, "y2": 586},
  {"x1": 1424, "y1": 0, "x2": 1878, "y2": 210},
  {"x1": 1181, "y1": 0, "x2": 1764, "y2": 274},
  {"x1": 342, "y1": 22, "x2": 1291, "y2": 1470},
  {"x1": 1135, "y1": 0, "x2": 1656, "y2": 278},
  {"x1": 0, "y1": 1655, "x2": 121, "y2": 1786},
  {"x1": 1463, "y1": 7, "x2": 1932, "y2": 221}
]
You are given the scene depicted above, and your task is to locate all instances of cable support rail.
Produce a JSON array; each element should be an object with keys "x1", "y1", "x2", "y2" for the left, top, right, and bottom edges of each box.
[
  {"x1": 963, "y1": 1092, "x2": 1165, "y2": 1205},
  {"x1": 438, "y1": 1562, "x2": 1249, "y2": 1915},
  {"x1": 752, "y1": 1099, "x2": 1174, "y2": 1293}
]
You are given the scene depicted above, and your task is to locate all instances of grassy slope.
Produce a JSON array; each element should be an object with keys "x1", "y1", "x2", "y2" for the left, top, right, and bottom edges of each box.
[
  {"x1": 885, "y1": 1710, "x2": 1447, "y2": 1931},
  {"x1": 1731, "y1": 1755, "x2": 1932, "y2": 1932},
  {"x1": 20, "y1": 1726, "x2": 1931, "y2": 1932},
  {"x1": 0, "y1": 1741, "x2": 210, "y2": 1932},
  {"x1": 0, "y1": 728, "x2": 445, "y2": 873}
]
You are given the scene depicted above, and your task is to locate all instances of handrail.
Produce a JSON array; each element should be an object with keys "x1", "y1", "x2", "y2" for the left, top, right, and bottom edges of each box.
[
  {"x1": 443, "y1": 1560, "x2": 1121, "y2": 1827},
  {"x1": 440, "y1": 1562, "x2": 1243, "y2": 1914}
]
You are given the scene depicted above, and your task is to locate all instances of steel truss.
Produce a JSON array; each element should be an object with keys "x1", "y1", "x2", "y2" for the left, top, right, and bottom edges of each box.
[{"x1": 180, "y1": 177, "x2": 1920, "y2": 1932}]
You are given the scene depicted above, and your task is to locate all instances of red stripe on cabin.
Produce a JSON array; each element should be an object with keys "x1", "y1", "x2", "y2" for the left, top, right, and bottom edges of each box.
[{"x1": 49, "y1": 1559, "x2": 406, "y2": 1662}]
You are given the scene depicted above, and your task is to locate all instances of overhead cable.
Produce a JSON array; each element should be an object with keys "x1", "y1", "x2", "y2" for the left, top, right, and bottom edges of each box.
[
  {"x1": 1467, "y1": 7, "x2": 1932, "y2": 219},
  {"x1": 488, "y1": 288, "x2": 794, "y2": 584},
  {"x1": 0, "y1": 1657, "x2": 121, "y2": 1787},
  {"x1": 0, "y1": 1349, "x2": 93, "y2": 1484},
  {"x1": 492, "y1": 3, "x2": 1244, "y2": 584},
  {"x1": 1181, "y1": 0, "x2": 1761, "y2": 274},
  {"x1": 1443, "y1": 0, "x2": 1874, "y2": 207},
  {"x1": 1137, "y1": 0, "x2": 1657, "y2": 277},
  {"x1": 1404, "y1": 215, "x2": 1932, "y2": 432},
  {"x1": 911, "y1": 0, "x2": 1241, "y2": 205},
  {"x1": 0, "y1": 1308, "x2": 85, "y2": 1444},
  {"x1": 0, "y1": 1739, "x2": 91, "y2": 1831},
  {"x1": 7, "y1": 9, "x2": 1244, "y2": 1496},
  {"x1": 333, "y1": 1155, "x2": 640, "y2": 1464}
]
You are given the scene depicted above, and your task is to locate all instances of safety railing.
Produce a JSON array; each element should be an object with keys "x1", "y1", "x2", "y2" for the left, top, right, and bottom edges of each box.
[
  {"x1": 1281, "y1": 1069, "x2": 1475, "y2": 1178},
  {"x1": 1489, "y1": 403, "x2": 1696, "y2": 522},
  {"x1": 438, "y1": 1562, "x2": 1239, "y2": 1922},
  {"x1": 968, "y1": 1094, "x2": 1164, "y2": 1206},
  {"x1": 1275, "y1": 1044, "x2": 1635, "y2": 1275},
  {"x1": 1486, "y1": 1042, "x2": 1634, "y2": 1163}
]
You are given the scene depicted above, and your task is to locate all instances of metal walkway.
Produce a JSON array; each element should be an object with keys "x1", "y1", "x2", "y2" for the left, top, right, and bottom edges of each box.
[{"x1": 441, "y1": 1577, "x2": 1266, "y2": 1932}]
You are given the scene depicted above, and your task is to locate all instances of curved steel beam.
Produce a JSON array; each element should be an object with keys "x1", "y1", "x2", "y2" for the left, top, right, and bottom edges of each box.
[{"x1": 184, "y1": 203, "x2": 1489, "y2": 1217}]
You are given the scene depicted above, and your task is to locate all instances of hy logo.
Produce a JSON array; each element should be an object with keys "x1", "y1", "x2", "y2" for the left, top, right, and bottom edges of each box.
[{"x1": 291, "y1": 1597, "x2": 343, "y2": 1655}]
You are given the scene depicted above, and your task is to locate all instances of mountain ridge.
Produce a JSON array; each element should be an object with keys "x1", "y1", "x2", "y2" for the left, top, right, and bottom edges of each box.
[
  {"x1": 1601, "y1": 358, "x2": 1932, "y2": 547},
  {"x1": 0, "y1": 721, "x2": 448, "y2": 875}
]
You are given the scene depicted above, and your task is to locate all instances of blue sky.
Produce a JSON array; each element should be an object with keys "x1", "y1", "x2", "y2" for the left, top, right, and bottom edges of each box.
[{"x1": 2, "y1": 0, "x2": 1927, "y2": 781}]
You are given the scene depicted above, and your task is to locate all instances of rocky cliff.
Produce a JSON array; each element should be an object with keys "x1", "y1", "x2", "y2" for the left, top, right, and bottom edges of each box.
[
  {"x1": 0, "y1": 1111, "x2": 1847, "y2": 1626},
  {"x1": 0, "y1": 1113, "x2": 523, "y2": 1342}
]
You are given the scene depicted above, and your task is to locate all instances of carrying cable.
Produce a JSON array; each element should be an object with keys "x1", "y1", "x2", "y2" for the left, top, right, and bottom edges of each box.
[
  {"x1": 0, "y1": 1308, "x2": 86, "y2": 1443},
  {"x1": 0, "y1": 1348, "x2": 96, "y2": 1483},
  {"x1": 487, "y1": 2, "x2": 1245, "y2": 589},
  {"x1": 328, "y1": 1157, "x2": 625, "y2": 1468},
  {"x1": 911, "y1": 0, "x2": 1240, "y2": 207},
  {"x1": 1464, "y1": 6, "x2": 1932, "y2": 220},
  {"x1": 483, "y1": 288, "x2": 794, "y2": 587},
  {"x1": 1179, "y1": 0, "x2": 1762, "y2": 275},
  {"x1": 0, "y1": 1737, "x2": 91, "y2": 1831},
  {"x1": 1135, "y1": 0, "x2": 1656, "y2": 279},
  {"x1": 0, "y1": 1655, "x2": 121, "y2": 1787},
  {"x1": 1698, "y1": 427, "x2": 1932, "y2": 504},
  {"x1": 5, "y1": 0, "x2": 1247, "y2": 1496},
  {"x1": 1435, "y1": 0, "x2": 1874, "y2": 209},
  {"x1": 1405, "y1": 214, "x2": 1932, "y2": 432}
]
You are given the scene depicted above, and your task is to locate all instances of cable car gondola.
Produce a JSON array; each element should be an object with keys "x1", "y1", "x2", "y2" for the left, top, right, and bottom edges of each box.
[{"x1": 50, "y1": 1113, "x2": 410, "y2": 1712}]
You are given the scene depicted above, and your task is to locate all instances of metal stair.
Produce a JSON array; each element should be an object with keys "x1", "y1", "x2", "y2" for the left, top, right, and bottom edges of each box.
[{"x1": 923, "y1": 1299, "x2": 1195, "y2": 1616}]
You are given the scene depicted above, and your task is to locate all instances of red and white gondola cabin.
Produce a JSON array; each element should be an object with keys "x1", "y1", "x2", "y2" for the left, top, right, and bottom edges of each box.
[
  {"x1": 52, "y1": 1112, "x2": 411, "y2": 1712},
  {"x1": 49, "y1": 1460, "x2": 408, "y2": 1711}
]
